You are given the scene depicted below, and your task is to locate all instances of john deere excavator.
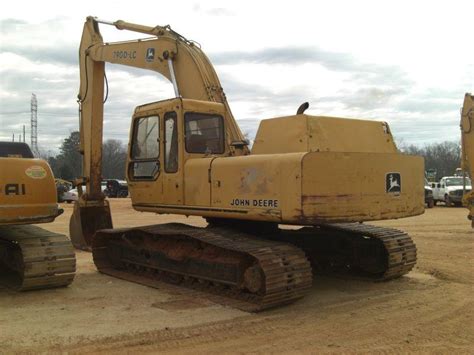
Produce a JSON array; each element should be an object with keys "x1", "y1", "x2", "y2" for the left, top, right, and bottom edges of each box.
[
  {"x1": 460, "y1": 93, "x2": 474, "y2": 227},
  {"x1": 70, "y1": 17, "x2": 423, "y2": 311},
  {"x1": 0, "y1": 142, "x2": 76, "y2": 290}
]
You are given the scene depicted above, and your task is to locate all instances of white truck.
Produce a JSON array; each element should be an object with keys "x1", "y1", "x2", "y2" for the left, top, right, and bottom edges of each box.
[{"x1": 431, "y1": 176, "x2": 472, "y2": 206}]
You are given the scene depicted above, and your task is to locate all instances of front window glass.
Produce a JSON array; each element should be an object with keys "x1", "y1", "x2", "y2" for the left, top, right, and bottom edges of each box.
[
  {"x1": 131, "y1": 161, "x2": 160, "y2": 179},
  {"x1": 185, "y1": 113, "x2": 224, "y2": 154},
  {"x1": 445, "y1": 177, "x2": 471, "y2": 186},
  {"x1": 131, "y1": 116, "x2": 159, "y2": 159},
  {"x1": 130, "y1": 115, "x2": 160, "y2": 180}
]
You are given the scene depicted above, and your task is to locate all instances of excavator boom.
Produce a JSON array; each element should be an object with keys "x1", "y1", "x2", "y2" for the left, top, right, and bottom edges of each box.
[
  {"x1": 71, "y1": 17, "x2": 248, "y2": 248},
  {"x1": 460, "y1": 93, "x2": 474, "y2": 226}
]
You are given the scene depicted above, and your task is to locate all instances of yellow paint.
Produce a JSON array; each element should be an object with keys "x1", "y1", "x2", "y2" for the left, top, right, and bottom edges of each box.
[{"x1": 0, "y1": 157, "x2": 60, "y2": 225}]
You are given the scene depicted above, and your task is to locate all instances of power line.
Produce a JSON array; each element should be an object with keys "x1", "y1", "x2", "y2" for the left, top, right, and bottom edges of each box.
[
  {"x1": 31, "y1": 93, "x2": 39, "y2": 156},
  {"x1": 0, "y1": 111, "x2": 76, "y2": 116}
]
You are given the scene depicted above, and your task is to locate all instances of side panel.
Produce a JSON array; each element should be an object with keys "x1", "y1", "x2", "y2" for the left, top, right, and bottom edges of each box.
[
  {"x1": 251, "y1": 115, "x2": 397, "y2": 155},
  {"x1": 210, "y1": 154, "x2": 305, "y2": 221},
  {"x1": 252, "y1": 116, "x2": 308, "y2": 154},
  {"x1": 184, "y1": 158, "x2": 214, "y2": 206},
  {"x1": 131, "y1": 145, "x2": 424, "y2": 224},
  {"x1": 300, "y1": 152, "x2": 424, "y2": 222},
  {"x1": 307, "y1": 117, "x2": 397, "y2": 153},
  {"x1": 0, "y1": 158, "x2": 60, "y2": 225}
]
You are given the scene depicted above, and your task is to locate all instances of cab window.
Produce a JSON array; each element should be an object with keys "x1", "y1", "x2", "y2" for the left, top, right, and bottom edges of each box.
[
  {"x1": 185, "y1": 113, "x2": 224, "y2": 154},
  {"x1": 129, "y1": 115, "x2": 160, "y2": 179},
  {"x1": 164, "y1": 111, "x2": 178, "y2": 173}
]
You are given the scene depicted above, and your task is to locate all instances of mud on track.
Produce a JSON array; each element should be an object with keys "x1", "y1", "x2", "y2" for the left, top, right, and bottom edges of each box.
[{"x1": 1, "y1": 199, "x2": 472, "y2": 353}]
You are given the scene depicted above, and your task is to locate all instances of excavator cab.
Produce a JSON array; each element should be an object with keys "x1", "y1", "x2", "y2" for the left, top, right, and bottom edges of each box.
[
  {"x1": 126, "y1": 98, "x2": 230, "y2": 208},
  {"x1": 70, "y1": 98, "x2": 230, "y2": 249}
]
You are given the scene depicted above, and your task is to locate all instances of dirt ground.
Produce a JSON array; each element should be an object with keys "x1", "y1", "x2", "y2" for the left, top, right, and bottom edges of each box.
[{"x1": 1, "y1": 199, "x2": 473, "y2": 353}]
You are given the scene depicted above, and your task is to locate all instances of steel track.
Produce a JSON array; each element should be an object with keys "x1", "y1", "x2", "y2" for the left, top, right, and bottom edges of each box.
[
  {"x1": 0, "y1": 225, "x2": 76, "y2": 291},
  {"x1": 92, "y1": 223, "x2": 312, "y2": 312},
  {"x1": 279, "y1": 223, "x2": 417, "y2": 281}
]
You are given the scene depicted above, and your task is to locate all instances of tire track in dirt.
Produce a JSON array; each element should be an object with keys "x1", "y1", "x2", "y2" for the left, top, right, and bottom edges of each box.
[{"x1": 2, "y1": 201, "x2": 472, "y2": 353}]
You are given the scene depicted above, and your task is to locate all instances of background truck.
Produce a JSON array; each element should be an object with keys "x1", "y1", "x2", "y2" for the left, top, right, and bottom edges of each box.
[
  {"x1": 104, "y1": 179, "x2": 128, "y2": 198},
  {"x1": 424, "y1": 178, "x2": 434, "y2": 208},
  {"x1": 431, "y1": 176, "x2": 472, "y2": 207}
]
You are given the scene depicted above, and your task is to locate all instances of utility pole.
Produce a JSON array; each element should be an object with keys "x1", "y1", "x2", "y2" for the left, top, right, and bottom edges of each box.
[{"x1": 31, "y1": 93, "x2": 39, "y2": 156}]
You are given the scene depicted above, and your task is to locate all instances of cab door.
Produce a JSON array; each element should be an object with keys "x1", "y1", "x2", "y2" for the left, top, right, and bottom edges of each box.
[
  {"x1": 162, "y1": 110, "x2": 184, "y2": 204},
  {"x1": 127, "y1": 114, "x2": 164, "y2": 205}
]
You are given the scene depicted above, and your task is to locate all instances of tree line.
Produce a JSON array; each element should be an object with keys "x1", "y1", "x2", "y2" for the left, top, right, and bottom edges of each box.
[
  {"x1": 47, "y1": 131, "x2": 127, "y2": 181},
  {"x1": 46, "y1": 131, "x2": 461, "y2": 183},
  {"x1": 399, "y1": 140, "x2": 461, "y2": 180}
]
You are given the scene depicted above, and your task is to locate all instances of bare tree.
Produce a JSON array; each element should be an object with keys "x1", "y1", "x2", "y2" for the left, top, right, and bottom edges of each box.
[
  {"x1": 47, "y1": 131, "x2": 81, "y2": 180},
  {"x1": 102, "y1": 139, "x2": 127, "y2": 179},
  {"x1": 400, "y1": 140, "x2": 461, "y2": 180}
]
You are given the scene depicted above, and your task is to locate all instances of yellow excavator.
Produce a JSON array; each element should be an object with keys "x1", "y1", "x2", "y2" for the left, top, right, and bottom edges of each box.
[
  {"x1": 70, "y1": 17, "x2": 423, "y2": 310},
  {"x1": 0, "y1": 142, "x2": 75, "y2": 290},
  {"x1": 460, "y1": 93, "x2": 474, "y2": 227}
]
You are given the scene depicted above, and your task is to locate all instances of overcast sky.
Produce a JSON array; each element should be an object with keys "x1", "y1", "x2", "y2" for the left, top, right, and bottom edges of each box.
[{"x1": 0, "y1": 0, "x2": 472, "y2": 153}]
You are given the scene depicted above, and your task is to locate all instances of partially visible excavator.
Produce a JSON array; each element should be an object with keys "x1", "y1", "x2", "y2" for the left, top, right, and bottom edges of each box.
[
  {"x1": 70, "y1": 17, "x2": 423, "y2": 311},
  {"x1": 0, "y1": 142, "x2": 75, "y2": 290},
  {"x1": 460, "y1": 93, "x2": 474, "y2": 227}
]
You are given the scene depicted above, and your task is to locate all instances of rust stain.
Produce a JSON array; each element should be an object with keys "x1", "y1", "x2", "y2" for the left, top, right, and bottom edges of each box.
[
  {"x1": 302, "y1": 194, "x2": 355, "y2": 206},
  {"x1": 302, "y1": 194, "x2": 351, "y2": 200},
  {"x1": 257, "y1": 209, "x2": 281, "y2": 219},
  {"x1": 255, "y1": 177, "x2": 269, "y2": 194}
]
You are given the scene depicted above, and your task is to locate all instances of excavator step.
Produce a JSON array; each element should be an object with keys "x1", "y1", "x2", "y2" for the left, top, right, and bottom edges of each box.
[
  {"x1": 92, "y1": 223, "x2": 312, "y2": 312},
  {"x1": 0, "y1": 225, "x2": 76, "y2": 291}
]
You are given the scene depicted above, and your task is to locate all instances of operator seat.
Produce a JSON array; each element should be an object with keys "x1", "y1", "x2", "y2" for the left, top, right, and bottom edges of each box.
[{"x1": 187, "y1": 134, "x2": 208, "y2": 152}]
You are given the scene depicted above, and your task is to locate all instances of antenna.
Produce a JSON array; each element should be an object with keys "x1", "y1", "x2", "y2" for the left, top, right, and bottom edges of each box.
[{"x1": 31, "y1": 93, "x2": 39, "y2": 156}]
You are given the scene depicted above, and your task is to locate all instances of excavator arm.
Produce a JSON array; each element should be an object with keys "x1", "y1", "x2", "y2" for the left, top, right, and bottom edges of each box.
[
  {"x1": 71, "y1": 17, "x2": 248, "y2": 249},
  {"x1": 460, "y1": 93, "x2": 474, "y2": 226}
]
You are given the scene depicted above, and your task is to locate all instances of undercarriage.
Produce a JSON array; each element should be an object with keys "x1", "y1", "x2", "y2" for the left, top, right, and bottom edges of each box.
[
  {"x1": 90, "y1": 221, "x2": 416, "y2": 311},
  {"x1": 0, "y1": 225, "x2": 76, "y2": 291}
]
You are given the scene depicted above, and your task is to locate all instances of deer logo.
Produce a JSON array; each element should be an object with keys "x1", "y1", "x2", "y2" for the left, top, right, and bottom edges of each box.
[
  {"x1": 386, "y1": 173, "x2": 401, "y2": 194},
  {"x1": 146, "y1": 48, "x2": 155, "y2": 62}
]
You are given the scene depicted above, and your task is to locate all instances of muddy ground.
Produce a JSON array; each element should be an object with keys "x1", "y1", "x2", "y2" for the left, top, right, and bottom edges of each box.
[{"x1": 1, "y1": 199, "x2": 473, "y2": 353}]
